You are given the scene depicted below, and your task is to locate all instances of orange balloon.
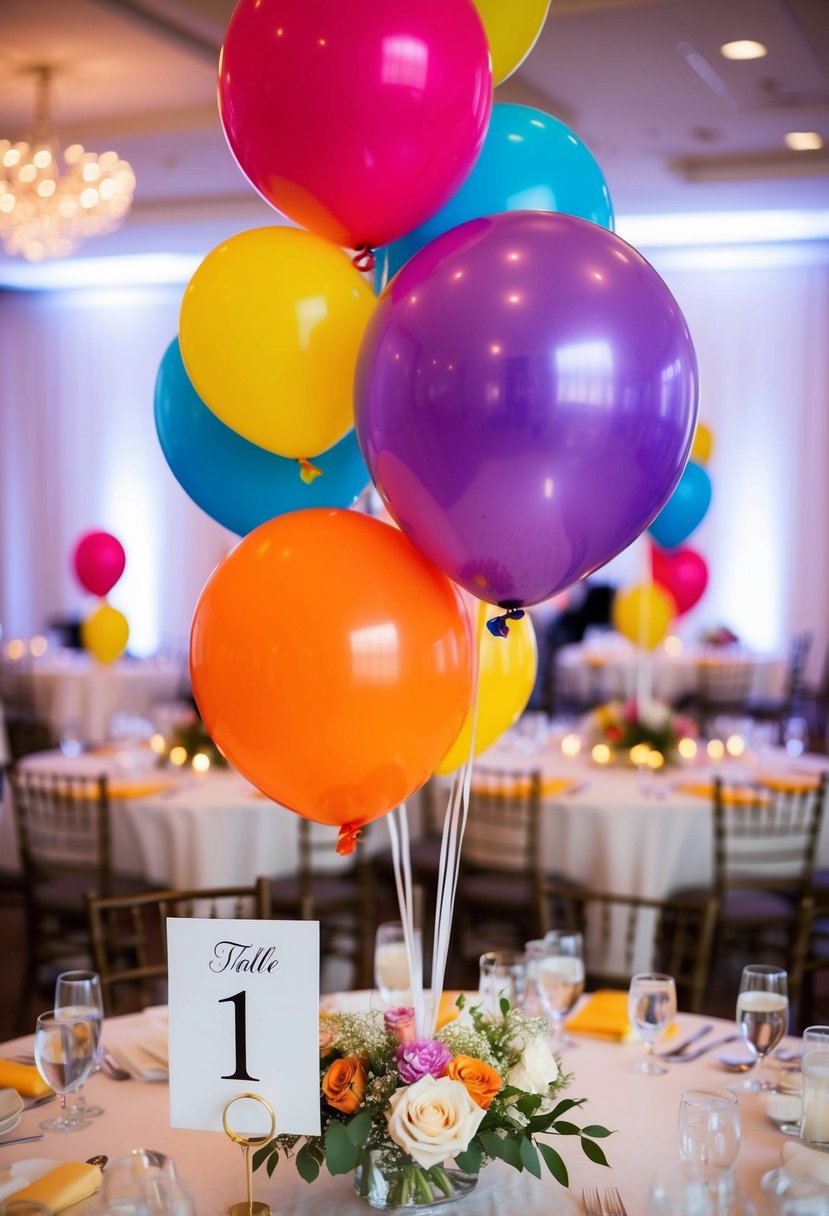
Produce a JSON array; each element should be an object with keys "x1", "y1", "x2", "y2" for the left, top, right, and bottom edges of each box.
[{"x1": 190, "y1": 509, "x2": 474, "y2": 846}]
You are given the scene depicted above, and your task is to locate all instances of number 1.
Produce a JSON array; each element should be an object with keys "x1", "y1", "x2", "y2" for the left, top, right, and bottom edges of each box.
[{"x1": 219, "y1": 990, "x2": 260, "y2": 1081}]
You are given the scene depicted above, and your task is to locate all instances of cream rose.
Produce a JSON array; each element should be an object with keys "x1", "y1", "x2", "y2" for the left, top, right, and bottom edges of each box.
[
  {"x1": 386, "y1": 1075, "x2": 486, "y2": 1169},
  {"x1": 506, "y1": 1036, "x2": 559, "y2": 1094}
]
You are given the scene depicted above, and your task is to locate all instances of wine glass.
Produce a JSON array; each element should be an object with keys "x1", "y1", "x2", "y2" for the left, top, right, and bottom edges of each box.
[
  {"x1": 736, "y1": 964, "x2": 788, "y2": 1092},
  {"x1": 526, "y1": 931, "x2": 585, "y2": 1048},
  {"x1": 373, "y1": 922, "x2": 422, "y2": 1008},
  {"x1": 783, "y1": 716, "x2": 810, "y2": 758},
  {"x1": 628, "y1": 972, "x2": 677, "y2": 1074},
  {"x1": 54, "y1": 970, "x2": 104, "y2": 1117},
  {"x1": 33, "y1": 1008, "x2": 97, "y2": 1132},
  {"x1": 478, "y1": 950, "x2": 527, "y2": 1016},
  {"x1": 677, "y1": 1088, "x2": 741, "y2": 1173}
]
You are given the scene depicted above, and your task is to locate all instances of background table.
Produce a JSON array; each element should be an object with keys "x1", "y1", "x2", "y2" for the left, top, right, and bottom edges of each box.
[{"x1": 0, "y1": 1004, "x2": 805, "y2": 1215}]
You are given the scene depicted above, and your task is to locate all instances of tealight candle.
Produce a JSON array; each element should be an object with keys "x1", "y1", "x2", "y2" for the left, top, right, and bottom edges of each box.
[
  {"x1": 646, "y1": 750, "x2": 664, "y2": 770},
  {"x1": 726, "y1": 734, "x2": 746, "y2": 757},
  {"x1": 7, "y1": 638, "x2": 26, "y2": 660},
  {"x1": 591, "y1": 743, "x2": 611, "y2": 765},
  {"x1": 629, "y1": 743, "x2": 651, "y2": 767},
  {"x1": 192, "y1": 752, "x2": 210, "y2": 774},
  {"x1": 677, "y1": 737, "x2": 697, "y2": 761},
  {"x1": 149, "y1": 733, "x2": 167, "y2": 756},
  {"x1": 663, "y1": 635, "x2": 683, "y2": 656},
  {"x1": 561, "y1": 733, "x2": 582, "y2": 758},
  {"x1": 169, "y1": 745, "x2": 188, "y2": 767},
  {"x1": 29, "y1": 634, "x2": 48, "y2": 657},
  {"x1": 707, "y1": 739, "x2": 725, "y2": 761}
]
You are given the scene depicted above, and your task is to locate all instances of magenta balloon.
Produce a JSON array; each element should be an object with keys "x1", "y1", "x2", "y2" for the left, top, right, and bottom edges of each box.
[
  {"x1": 218, "y1": 0, "x2": 493, "y2": 250},
  {"x1": 355, "y1": 211, "x2": 699, "y2": 608},
  {"x1": 72, "y1": 531, "x2": 126, "y2": 597}
]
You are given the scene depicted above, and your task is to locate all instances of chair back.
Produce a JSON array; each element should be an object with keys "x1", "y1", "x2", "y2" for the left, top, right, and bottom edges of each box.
[
  {"x1": 697, "y1": 657, "x2": 753, "y2": 711},
  {"x1": 9, "y1": 766, "x2": 111, "y2": 893},
  {"x1": 86, "y1": 877, "x2": 272, "y2": 1014},
  {"x1": 295, "y1": 818, "x2": 372, "y2": 903},
  {"x1": 539, "y1": 881, "x2": 718, "y2": 1013},
  {"x1": 712, "y1": 775, "x2": 827, "y2": 901},
  {"x1": 463, "y1": 768, "x2": 542, "y2": 874},
  {"x1": 787, "y1": 630, "x2": 814, "y2": 703}
]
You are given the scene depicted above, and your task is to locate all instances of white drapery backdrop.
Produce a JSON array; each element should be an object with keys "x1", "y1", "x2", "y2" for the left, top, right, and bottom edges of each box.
[{"x1": 1, "y1": 242, "x2": 828, "y2": 677}]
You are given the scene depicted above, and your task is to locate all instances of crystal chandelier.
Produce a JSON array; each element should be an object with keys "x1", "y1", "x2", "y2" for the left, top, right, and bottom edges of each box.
[{"x1": 0, "y1": 67, "x2": 136, "y2": 262}]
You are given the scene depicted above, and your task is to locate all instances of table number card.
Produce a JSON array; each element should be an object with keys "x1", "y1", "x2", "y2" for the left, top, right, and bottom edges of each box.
[{"x1": 167, "y1": 917, "x2": 321, "y2": 1136}]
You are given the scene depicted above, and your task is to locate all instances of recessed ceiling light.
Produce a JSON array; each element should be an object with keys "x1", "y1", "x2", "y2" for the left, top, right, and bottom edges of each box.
[
  {"x1": 720, "y1": 39, "x2": 767, "y2": 60},
  {"x1": 785, "y1": 131, "x2": 824, "y2": 151}
]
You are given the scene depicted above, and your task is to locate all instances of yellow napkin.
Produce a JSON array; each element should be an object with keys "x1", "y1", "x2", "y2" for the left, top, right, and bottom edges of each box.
[
  {"x1": 471, "y1": 776, "x2": 576, "y2": 798},
  {"x1": 678, "y1": 782, "x2": 768, "y2": 806},
  {"x1": 565, "y1": 990, "x2": 632, "y2": 1041},
  {"x1": 436, "y1": 991, "x2": 462, "y2": 1030},
  {"x1": 757, "y1": 774, "x2": 820, "y2": 794},
  {"x1": 0, "y1": 1059, "x2": 51, "y2": 1098},
  {"x1": 109, "y1": 780, "x2": 173, "y2": 799},
  {"x1": 11, "y1": 1162, "x2": 102, "y2": 1213}
]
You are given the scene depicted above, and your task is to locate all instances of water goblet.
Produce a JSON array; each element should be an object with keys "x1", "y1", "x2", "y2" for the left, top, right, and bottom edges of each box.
[
  {"x1": 478, "y1": 950, "x2": 526, "y2": 1016},
  {"x1": 736, "y1": 963, "x2": 788, "y2": 1092},
  {"x1": 55, "y1": 969, "x2": 104, "y2": 1117},
  {"x1": 677, "y1": 1088, "x2": 741, "y2": 1174},
  {"x1": 373, "y1": 922, "x2": 422, "y2": 1008},
  {"x1": 33, "y1": 1008, "x2": 97, "y2": 1132},
  {"x1": 526, "y1": 930, "x2": 584, "y2": 1048},
  {"x1": 628, "y1": 972, "x2": 677, "y2": 1074},
  {"x1": 783, "y1": 716, "x2": 810, "y2": 758}
]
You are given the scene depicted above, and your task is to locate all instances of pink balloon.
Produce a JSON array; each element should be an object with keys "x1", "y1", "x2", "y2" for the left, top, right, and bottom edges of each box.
[
  {"x1": 218, "y1": 0, "x2": 493, "y2": 250},
  {"x1": 72, "y1": 531, "x2": 126, "y2": 597},
  {"x1": 651, "y1": 544, "x2": 709, "y2": 616}
]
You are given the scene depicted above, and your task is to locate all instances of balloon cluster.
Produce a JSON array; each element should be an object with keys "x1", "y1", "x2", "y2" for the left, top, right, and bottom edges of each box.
[
  {"x1": 156, "y1": 0, "x2": 700, "y2": 848},
  {"x1": 71, "y1": 531, "x2": 129, "y2": 664},
  {"x1": 612, "y1": 423, "x2": 714, "y2": 648}
]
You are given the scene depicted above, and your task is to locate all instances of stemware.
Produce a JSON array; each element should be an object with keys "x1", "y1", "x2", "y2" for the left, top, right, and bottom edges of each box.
[
  {"x1": 33, "y1": 1008, "x2": 97, "y2": 1132},
  {"x1": 677, "y1": 1088, "x2": 741, "y2": 1173},
  {"x1": 526, "y1": 931, "x2": 585, "y2": 1048},
  {"x1": 628, "y1": 972, "x2": 677, "y2": 1074},
  {"x1": 54, "y1": 969, "x2": 105, "y2": 1117},
  {"x1": 373, "y1": 922, "x2": 422, "y2": 1009},
  {"x1": 736, "y1": 964, "x2": 788, "y2": 1092},
  {"x1": 478, "y1": 950, "x2": 526, "y2": 1016}
]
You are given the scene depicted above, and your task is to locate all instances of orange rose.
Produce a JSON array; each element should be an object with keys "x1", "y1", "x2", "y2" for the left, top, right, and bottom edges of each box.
[
  {"x1": 322, "y1": 1056, "x2": 366, "y2": 1113},
  {"x1": 447, "y1": 1054, "x2": 502, "y2": 1109}
]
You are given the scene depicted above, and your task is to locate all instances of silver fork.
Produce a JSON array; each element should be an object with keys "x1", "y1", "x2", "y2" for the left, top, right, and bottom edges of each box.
[
  {"x1": 603, "y1": 1185, "x2": 628, "y2": 1215},
  {"x1": 582, "y1": 1187, "x2": 603, "y2": 1216}
]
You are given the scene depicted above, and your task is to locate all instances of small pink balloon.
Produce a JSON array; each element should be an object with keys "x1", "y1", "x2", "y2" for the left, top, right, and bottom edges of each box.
[
  {"x1": 72, "y1": 531, "x2": 126, "y2": 597},
  {"x1": 651, "y1": 543, "x2": 709, "y2": 617}
]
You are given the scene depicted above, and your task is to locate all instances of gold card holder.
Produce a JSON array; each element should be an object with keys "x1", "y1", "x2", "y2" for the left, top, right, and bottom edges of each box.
[{"x1": 223, "y1": 1091, "x2": 277, "y2": 1216}]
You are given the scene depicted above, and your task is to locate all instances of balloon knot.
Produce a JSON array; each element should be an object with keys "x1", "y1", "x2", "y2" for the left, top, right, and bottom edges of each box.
[
  {"x1": 297, "y1": 457, "x2": 323, "y2": 484},
  {"x1": 352, "y1": 245, "x2": 376, "y2": 273},
  {"x1": 336, "y1": 822, "x2": 363, "y2": 855},
  {"x1": 486, "y1": 608, "x2": 525, "y2": 638}
]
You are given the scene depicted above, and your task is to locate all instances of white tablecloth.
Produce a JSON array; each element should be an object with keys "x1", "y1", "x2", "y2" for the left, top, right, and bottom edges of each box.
[{"x1": 0, "y1": 1004, "x2": 807, "y2": 1215}]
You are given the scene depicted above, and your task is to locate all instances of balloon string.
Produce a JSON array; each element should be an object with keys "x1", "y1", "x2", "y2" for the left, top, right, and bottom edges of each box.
[
  {"x1": 297, "y1": 457, "x2": 322, "y2": 484},
  {"x1": 352, "y1": 246, "x2": 376, "y2": 273},
  {"x1": 387, "y1": 804, "x2": 425, "y2": 1036},
  {"x1": 485, "y1": 607, "x2": 525, "y2": 638}
]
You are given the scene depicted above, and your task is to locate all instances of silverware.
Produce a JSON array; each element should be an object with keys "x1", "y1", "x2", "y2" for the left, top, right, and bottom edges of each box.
[
  {"x1": 657, "y1": 1023, "x2": 714, "y2": 1058},
  {"x1": 604, "y1": 1185, "x2": 628, "y2": 1216},
  {"x1": 582, "y1": 1187, "x2": 602, "y2": 1216},
  {"x1": 0, "y1": 1134, "x2": 45, "y2": 1147},
  {"x1": 660, "y1": 1033, "x2": 743, "y2": 1063},
  {"x1": 23, "y1": 1093, "x2": 55, "y2": 1110}
]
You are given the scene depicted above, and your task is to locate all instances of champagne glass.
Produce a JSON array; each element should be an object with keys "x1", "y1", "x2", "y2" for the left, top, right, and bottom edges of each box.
[
  {"x1": 736, "y1": 964, "x2": 788, "y2": 1092},
  {"x1": 677, "y1": 1088, "x2": 741, "y2": 1173},
  {"x1": 54, "y1": 969, "x2": 104, "y2": 1117},
  {"x1": 628, "y1": 972, "x2": 677, "y2": 1074},
  {"x1": 373, "y1": 922, "x2": 422, "y2": 1008},
  {"x1": 34, "y1": 1009, "x2": 97, "y2": 1132},
  {"x1": 526, "y1": 931, "x2": 585, "y2": 1048}
]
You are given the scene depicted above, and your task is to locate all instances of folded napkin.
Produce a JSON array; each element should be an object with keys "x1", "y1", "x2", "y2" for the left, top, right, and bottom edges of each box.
[
  {"x1": 678, "y1": 782, "x2": 769, "y2": 806},
  {"x1": 110, "y1": 1026, "x2": 169, "y2": 1081},
  {"x1": 782, "y1": 1141, "x2": 829, "y2": 1187},
  {"x1": 757, "y1": 774, "x2": 820, "y2": 794},
  {"x1": 565, "y1": 990, "x2": 633, "y2": 1041},
  {"x1": 108, "y1": 780, "x2": 173, "y2": 800},
  {"x1": 436, "y1": 991, "x2": 462, "y2": 1030},
  {"x1": 471, "y1": 776, "x2": 576, "y2": 798},
  {"x1": 10, "y1": 1162, "x2": 102, "y2": 1213},
  {"x1": 0, "y1": 1060, "x2": 51, "y2": 1098}
]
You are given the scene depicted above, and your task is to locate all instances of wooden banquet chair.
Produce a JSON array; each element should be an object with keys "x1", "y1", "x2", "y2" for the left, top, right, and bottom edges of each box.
[
  {"x1": 538, "y1": 881, "x2": 718, "y2": 1013},
  {"x1": 740, "y1": 630, "x2": 814, "y2": 743},
  {"x1": 9, "y1": 765, "x2": 158, "y2": 1028},
  {"x1": 86, "y1": 878, "x2": 271, "y2": 1015}
]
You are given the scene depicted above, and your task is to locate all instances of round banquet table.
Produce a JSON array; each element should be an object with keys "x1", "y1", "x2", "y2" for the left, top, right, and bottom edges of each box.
[{"x1": 0, "y1": 1000, "x2": 804, "y2": 1215}]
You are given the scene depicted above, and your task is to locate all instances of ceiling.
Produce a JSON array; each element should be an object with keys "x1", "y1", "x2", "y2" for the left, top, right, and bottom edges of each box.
[{"x1": 0, "y1": 0, "x2": 828, "y2": 277}]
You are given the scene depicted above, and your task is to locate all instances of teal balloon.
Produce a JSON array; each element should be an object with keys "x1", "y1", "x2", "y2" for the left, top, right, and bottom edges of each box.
[
  {"x1": 376, "y1": 103, "x2": 614, "y2": 286},
  {"x1": 648, "y1": 461, "x2": 712, "y2": 550},
  {"x1": 154, "y1": 339, "x2": 369, "y2": 535}
]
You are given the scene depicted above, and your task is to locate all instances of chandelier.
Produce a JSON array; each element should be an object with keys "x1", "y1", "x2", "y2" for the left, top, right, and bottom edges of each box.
[{"x1": 0, "y1": 67, "x2": 136, "y2": 262}]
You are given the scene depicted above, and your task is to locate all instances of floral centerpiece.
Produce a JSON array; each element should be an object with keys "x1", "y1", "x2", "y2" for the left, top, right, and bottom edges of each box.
[
  {"x1": 583, "y1": 697, "x2": 697, "y2": 765},
  {"x1": 253, "y1": 996, "x2": 611, "y2": 1211}
]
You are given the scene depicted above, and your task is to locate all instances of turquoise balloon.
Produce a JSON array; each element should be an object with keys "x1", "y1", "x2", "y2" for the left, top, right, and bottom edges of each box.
[
  {"x1": 154, "y1": 339, "x2": 369, "y2": 535},
  {"x1": 648, "y1": 461, "x2": 712, "y2": 550},
  {"x1": 376, "y1": 103, "x2": 614, "y2": 286}
]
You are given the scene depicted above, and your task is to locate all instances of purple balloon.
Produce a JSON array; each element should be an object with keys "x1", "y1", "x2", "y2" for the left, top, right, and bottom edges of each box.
[{"x1": 355, "y1": 211, "x2": 699, "y2": 608}]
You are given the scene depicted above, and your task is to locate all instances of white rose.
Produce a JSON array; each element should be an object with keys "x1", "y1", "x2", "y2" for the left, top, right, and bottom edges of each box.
[
  {"x1": 506, "y1": 1036, "x2": 560, "y2": 1094},
  {"x1": 637, "y1": 699, "x2": 669, "y2": 731},
  {"x1": 386, "y1": 1075, "x2": 486, "y2": 1169}
]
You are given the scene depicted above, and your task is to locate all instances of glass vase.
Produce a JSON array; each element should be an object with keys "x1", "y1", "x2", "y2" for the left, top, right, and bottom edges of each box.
[{"x1": 353, "y1": 1149, "x2": 479, "y2": 1212}]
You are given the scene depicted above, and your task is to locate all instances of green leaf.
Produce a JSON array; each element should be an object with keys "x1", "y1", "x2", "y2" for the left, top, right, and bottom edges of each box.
[
  {"x1": 581, "y1": 1137, "x2": 611, "y2": 1167},
  {"x1": 479, "y1": 1131, "x2": 504, "y2": 1160},
  {"x1": 498, "y1": 1137, "x2": 524, "y2": 1170},
  {"x1": 325, "y1": 1121, "x2": 360, "y2": 1175},
  {"x1": 549, "y1": 1098, "x2": 584, "y2": 1120},
  {"x1": 346, "y1": 1111, "x2": 373, "y2": 1146},
  {"x1": 519, "y1": 1137, "x2": 542, "y2": 1178},
  {"x1": 538, "y1": 1141, "x2": 569, "y2": 1188},
  {"x1": 252, "y1": 1140, "x2": 277, "y2": 1172},
  {"x1": 499, "y1": 996, "x2": 510, "y2": 1016},
  {"x1": 266, "y1": 1152, "x2": 279, "y2": 1179},
  {"x1": 515, "y1": 1092, "x2": 544, "y2": 1116},
  {"x1": 552, "y1": 1120, "x2": 581, "y2": 1136},
  {"x1": 454, "y1": 1142, "x2": 482, "y2": 1174},
  {"x1": 581, "y1": 1125, "x2": 613, "y2": 1138},
  {"x1": 296, "y1": 1142, "x2": 320, "y2": 1184}
]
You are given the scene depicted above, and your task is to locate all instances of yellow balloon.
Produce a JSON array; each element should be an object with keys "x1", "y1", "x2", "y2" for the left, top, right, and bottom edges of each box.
[
  {"x1": 612, "y1": 583, "x2": 677, "y2": 652},
  {"x1": 179, "y1": 227, "x2": 376, "y2": 459},
  {"x1": 473, "y1": 0, "x2": 551, "y2": 85},
  {"x1": 691, "y1": 422, "x2": 714, "y2": 465},
  {"x1": 81, "y1": 602, "x2": 129, "y2": 664},
  {"x1": 436, "y1": 609, "x2": 537, "y2": 774}
]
